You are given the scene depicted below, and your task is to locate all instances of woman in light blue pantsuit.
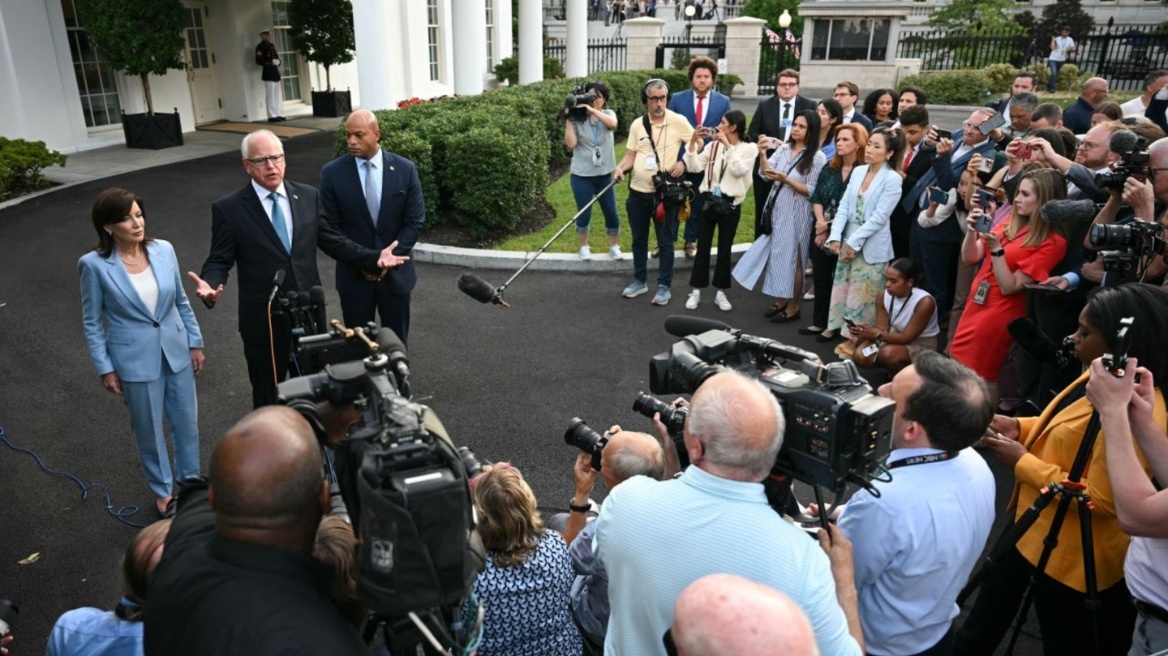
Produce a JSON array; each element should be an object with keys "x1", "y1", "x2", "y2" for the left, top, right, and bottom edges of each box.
[{"x1": 79, "y1": 188, "x2": 205, "y2": 517}]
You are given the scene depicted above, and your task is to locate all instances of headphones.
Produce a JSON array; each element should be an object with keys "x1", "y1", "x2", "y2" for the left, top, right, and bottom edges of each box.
[{"x1": 641, "y1": 78, "x2": 670, "y2": 105}]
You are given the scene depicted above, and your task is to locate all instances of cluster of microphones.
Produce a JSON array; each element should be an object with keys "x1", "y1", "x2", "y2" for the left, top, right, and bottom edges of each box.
[{"x1": 267, "y1": 270, "x2": 330, "y2": 336}]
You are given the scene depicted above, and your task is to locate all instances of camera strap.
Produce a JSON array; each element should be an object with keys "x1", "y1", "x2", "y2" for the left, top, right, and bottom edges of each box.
[
  {"x1": 887, "y1": 450, "x2": 959, "y2": 469},
  {"x1": 643, "y1": 114, "x2": 667, "y2": 176},
  {"x1": 706, "y1": 143, "x2": 730, "y2": 188}
]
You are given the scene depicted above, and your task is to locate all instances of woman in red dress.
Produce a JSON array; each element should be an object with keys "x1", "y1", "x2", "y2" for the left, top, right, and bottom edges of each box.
[{"x1": 949, "y1": 168, "x2": 1067, "y2": 403}]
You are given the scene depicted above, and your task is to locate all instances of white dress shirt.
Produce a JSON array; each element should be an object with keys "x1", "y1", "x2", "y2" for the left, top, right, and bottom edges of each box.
[{"x1": 251, "y1": 179, "x2": 293, "y2": 243}]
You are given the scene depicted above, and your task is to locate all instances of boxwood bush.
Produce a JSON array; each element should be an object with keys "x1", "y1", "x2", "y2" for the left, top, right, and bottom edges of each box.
[
  {"x1": 335, "y1": 69, "x2": 689, "y2": 239},
  {"x1": 897, "y1": 70, "x2": 991, "y2": 105},
  {"x1": 0, "y1": 137, "x2": 66, "y2": 200}
]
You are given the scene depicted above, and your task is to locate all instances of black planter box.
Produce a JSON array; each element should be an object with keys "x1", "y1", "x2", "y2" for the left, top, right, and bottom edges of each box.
[
  {"x1": 312, "y1": 90, "x2": 352, "y2": 117},
  {"x1": 121, "y1": 111, "x2": 184, "y2": 150}
]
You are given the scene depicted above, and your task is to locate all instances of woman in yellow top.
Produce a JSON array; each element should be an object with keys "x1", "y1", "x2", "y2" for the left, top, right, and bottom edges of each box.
[{"x1": 956, "y1": 283, "x2": 1165, "y2": 656}]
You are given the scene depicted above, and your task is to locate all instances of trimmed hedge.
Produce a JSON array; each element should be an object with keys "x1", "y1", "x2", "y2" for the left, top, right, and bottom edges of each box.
[
  {"x1": 897, "y1": 70, "x2": 991, "y2": 105},
  {"x1": 335, "y1": 69, "x2": 692, "y2": 239},
  {"x1": 0, "y1": 137, "x2": 66, "y2": 200}
]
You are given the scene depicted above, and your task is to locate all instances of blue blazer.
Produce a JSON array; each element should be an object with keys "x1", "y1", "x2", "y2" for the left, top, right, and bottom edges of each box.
[
  {"x1": 668, "y1": 89, "x2": 731, "y2": 158},
  {"x1": 903, "y1": 134, "x2": 995, "y2": 220},
  {"x1": 79, "y1": 240, "x2": 203, "y2": 382},
  {"x1": 320, "y1": 150, "x2": 425, "y2": 296},
  {"x1": 828, "y1": 164, "x2": 903, "y2": 265}
]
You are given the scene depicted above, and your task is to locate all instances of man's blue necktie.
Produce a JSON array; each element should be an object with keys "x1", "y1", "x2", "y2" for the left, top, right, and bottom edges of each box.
[
  {"x1": 364, "y1": 159, "x2": 380, "y2": 226},
  {"x1": 269, "y1": 191, "x2": 291, "y2": 253}
]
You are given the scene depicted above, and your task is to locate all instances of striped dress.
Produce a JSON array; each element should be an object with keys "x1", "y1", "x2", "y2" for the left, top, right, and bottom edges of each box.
[{"x1": 732, "y1": 146, "x2": 826, "y2": 298}]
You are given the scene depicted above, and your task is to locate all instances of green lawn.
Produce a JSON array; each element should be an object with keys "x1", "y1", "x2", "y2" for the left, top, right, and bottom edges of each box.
[{"x1": 498, "y1": 142, "x2": 757, "y2": 253}]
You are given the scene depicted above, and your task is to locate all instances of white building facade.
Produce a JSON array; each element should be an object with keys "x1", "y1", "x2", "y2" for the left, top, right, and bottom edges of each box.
[
  {"x1": 903, "y1": 0, "x2": 1168, "y2": 25},
  {"x1": 0, "y1": 0, "x2": 512, "y2": 153}
]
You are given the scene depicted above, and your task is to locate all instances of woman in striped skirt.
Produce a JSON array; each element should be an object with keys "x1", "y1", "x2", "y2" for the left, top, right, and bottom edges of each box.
[{"x1": 732, "y1": 110, "x2": 825, "y2": 322}]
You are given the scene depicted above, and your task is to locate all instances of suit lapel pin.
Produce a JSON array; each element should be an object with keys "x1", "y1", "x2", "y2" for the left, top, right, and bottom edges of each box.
[
  {"x1": 390, "y1": 166, "x2": 395, "y2": 171},
  {"x1": 293, "y1": 195, "x2": 299, "y2": 200}
]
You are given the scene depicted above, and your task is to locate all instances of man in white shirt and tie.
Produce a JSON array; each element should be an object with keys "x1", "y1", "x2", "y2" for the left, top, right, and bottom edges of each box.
[{"x1": 747, "y1": 69, "x2": 816, "y2": 237}]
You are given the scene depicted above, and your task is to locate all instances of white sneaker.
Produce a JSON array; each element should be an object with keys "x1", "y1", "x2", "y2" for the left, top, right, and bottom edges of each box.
[
  {"x1": 609, "y1": 244, "x2": 623, "y2": 260},
  {"x1": 685, "y1": 290, "x2": 700, "y2": 310},
  {"x1": 802, "y1": 291, "x2": 815, "y2": 301},
  {"x1": 715, "y1": 292, "x2": 732, "y2": 312},
  {"x1": 579, "y1": 245, "x2": 591, "y2": 260}
]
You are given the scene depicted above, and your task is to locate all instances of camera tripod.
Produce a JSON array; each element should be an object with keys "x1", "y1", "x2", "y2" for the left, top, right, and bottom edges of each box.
[{"x1": 959, "y1": 360, "x2": 1130, "y2": 656}]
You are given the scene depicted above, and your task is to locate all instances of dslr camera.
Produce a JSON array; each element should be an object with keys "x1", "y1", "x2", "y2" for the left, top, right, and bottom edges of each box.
[
  {"x1": 1089, "y1": 216, "x2": 1166, "y2": 280},
  {"x1": 565, "y1": 393, "x2": 688, "y2": 471},
  {"x1": 564, "y1": 85, "x2": 597, "y2": 121},
  {"x1": 648, "y1": 325, "x2": 894, "y2": 495}
]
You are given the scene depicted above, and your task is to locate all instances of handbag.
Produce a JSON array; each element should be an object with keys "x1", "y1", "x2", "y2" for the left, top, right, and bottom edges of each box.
[{"x1": 758, "y1": 153, "x2": 802, "y2": 236}]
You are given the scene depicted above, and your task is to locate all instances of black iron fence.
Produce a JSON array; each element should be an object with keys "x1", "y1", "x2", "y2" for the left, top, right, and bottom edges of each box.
[
  {"x1": 757, "y1": 30, "x2": 800, "y2": 95},
  {"x1": 898, "y1": 23, "x2": 1168, "y2": 91},
  {"x1": 655, "y1": 34, "x2": 725, "y2": 70},
  {"x1": 544, "y1": 39, "x2": 628, "y2": 73}
]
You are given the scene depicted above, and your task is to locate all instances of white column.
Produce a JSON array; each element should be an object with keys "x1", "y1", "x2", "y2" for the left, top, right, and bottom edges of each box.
[
  {"x1": 352, "y1": 0, "x2": 398, "y2": 109},
  {"x1": 565, "y1": 0, "x2": 587, "y2": 77},
  {"x1": 453, "y1": 0, "x2": 487, "y2": 94},
  {"x1": 518, "y1": 0, "x2": 542, "y2": 84},
  {"x1": 723, "y1": 17, "x2": 766, "y2": 98}
]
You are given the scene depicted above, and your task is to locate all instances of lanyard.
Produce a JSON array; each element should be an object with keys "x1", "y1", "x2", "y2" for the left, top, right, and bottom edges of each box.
[
  {"x1": 589, "y1": 116, "x2": 601, "y2": 146},
  {"x1": 887, "y1": 451, "x2": 959, "y2": 470},
  {"x1": 888, "y1": 294, "x2": 911, "y2": 331},
  {"x1": 706, "y1": 143, "x2": 730, "y2": 185}
]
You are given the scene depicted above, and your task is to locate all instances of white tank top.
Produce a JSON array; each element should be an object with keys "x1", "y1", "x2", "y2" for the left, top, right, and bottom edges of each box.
[{"x1": 883, "y1": 287, "x2": 939, "y2": 338}]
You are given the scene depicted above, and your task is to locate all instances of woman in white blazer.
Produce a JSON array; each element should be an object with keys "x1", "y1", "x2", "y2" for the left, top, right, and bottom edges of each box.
[
  {"x1": 826, "y1": 127, "x2": 905, "y2": 359},
  {"x1": 79, "y1": 189, "x2": 204, "y2": 517}
]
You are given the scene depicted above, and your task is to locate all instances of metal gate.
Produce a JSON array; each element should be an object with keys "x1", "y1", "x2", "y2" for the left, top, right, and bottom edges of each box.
[
  {"x1": 655, "y1": 35, "x2": 725, "y2": 69},
  {"x1": 757, "y1": 28, "x2": 800, "y2": 96}
]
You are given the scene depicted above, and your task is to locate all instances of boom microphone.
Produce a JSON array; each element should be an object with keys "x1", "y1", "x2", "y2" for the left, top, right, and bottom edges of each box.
[
  {"x1": 268, "y1": 269, "x2": 285, "y2": 303},
  {"x1": 1041, "y1": 199, "x2": 1100, "y2": 229},
  {"x1": 1008, "y1": 317, "x2": 1073, "y2": 368},
  {"x1": 457, "y1": 272, "x2": 510, "y2": 308}
]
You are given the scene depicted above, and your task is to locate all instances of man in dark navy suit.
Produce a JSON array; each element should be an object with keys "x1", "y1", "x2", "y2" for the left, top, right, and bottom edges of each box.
[
  {"x1": 832, "y1": 81, "x2": 872, "y2": 133},
  {"x1": 319, "y1": 109, "x2": 425, "y2": 346},
  {"x1": 667, "y1": 56, "x2": 731, "y2": 258},
  {"x1": 747, "y1": 69, "x2": 816, "y2": 238},
  {"x1": 188, "y1": 130, "x2": 405, "y2": 408}
]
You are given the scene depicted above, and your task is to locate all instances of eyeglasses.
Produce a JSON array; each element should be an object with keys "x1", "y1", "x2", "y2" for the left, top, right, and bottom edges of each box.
[
  {"x1": 1076, "y1": 142, "x2": 1100, "y2": 151},
  {"x1": 777, "y1": 82, "x2": 798, "y2": 88},
  {"x1": 246, "y1": 154, "x2": 285, "y2": 166},
  {"x1": 646, "y1": 95, "x2": 667, "y2": 103}
]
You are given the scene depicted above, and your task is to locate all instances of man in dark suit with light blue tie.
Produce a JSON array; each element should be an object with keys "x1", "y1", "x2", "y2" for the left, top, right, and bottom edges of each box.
[
  {"x1": 905, "y1": 108, "x2": 1000, "y2": 319},
  {"x1": 667, "y1": 56, "x2": 731, "y2": 258},
  {"x1": 320, "y1": 109, "x2": 425, "y2": 346},
  {"x1": 188, "y1": 130, "x2": 404, "y2": 408}
]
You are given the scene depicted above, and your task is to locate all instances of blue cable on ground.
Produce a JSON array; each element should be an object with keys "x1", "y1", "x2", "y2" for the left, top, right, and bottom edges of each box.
[{"x1": 0, "y1": 425, "x2": 148, "y2": 528}]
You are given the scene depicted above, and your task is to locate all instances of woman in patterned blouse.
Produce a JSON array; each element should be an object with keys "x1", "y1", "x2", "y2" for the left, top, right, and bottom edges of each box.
[{"x1": 469, "y1": 464, "x2": 583, "y2": 656}]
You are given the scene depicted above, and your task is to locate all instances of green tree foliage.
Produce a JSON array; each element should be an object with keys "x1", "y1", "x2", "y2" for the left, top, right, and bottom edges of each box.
[
  {"x1": 0, "y1": 138, "x2": 67, "y2": 200},
  {"x1": 927, "y1": 0, "x2": 1025, "y2": 36},
  {"x1": 77, "y1": 0, "x2": 186, "y2": 114},
  {"x1": 741, "y1": 0, "x2": 802, "y2": 35},
  {"x1": 1034, "y1": 0, "x2": 1094, "y2": 41},
  {"x1": 288, "y1": 0, "x2": 356, "y2": 91},
  {"x1": 492, "y1": 55, "x2": 565, "y2": 86}
]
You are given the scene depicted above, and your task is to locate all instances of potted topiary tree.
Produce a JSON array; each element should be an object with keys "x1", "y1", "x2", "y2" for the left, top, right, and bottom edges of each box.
[
  {"x1": 80, "y1": 0, "x2": 187, "y2": 149},
  {"x1": 289, "y1": 0, "x2": 356, "y2": 117}
]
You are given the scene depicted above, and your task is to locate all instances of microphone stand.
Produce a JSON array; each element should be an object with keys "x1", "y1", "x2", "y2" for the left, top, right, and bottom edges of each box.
[{"x1": 491, "y1": 178, "x2": 618, "y2": 305}]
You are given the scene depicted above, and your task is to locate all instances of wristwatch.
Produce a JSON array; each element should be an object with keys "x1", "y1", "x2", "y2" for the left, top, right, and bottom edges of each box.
[
  {"x1": 569, "y1": 501, "x2": 591, "y2": 513},
  {"x1": 990, "y1": 249, "x2": 1005, "y2": 257}
]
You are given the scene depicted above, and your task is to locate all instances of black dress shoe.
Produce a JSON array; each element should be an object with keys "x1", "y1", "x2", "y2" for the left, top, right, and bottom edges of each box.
[
  {"x1": 816, "y1": 330, "x2": 838, "y2": 342},
  {"x1": 771, "y1": 310, "x2": 801, "y2": 324},
  {"x1": 267, "y1": 118, "x2": 280, "y2": 123},
  {"x1": 797, "y1": 326, "x2": 824, "y2": 336}
]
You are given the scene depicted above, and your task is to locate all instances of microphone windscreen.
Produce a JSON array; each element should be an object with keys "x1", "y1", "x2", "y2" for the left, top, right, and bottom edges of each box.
[
  {"x1": 1108, "y1": 129, "x2": 1138, "y2": 155},
  {"x1": 664, "y1": 315, "x2": 732, "y2": 338},
  {"x1": 458, "y1": 272, "x2": 497, "y2": 304},
  {"x1": 375, "y1": 328, "x2": 408, "y2": 361},
  {"x1": 309, "y1": 285, "x2": 327, "y2": 305},
  {"x1": 1041, "y1": 199, "x2": 1099, "y2": 227},
  {"x1": 297, "y1": 291, "x2": 311, "y2": 306},
  {"x1": 284, "y1": 290, "x2": 300, "y2": 305}
]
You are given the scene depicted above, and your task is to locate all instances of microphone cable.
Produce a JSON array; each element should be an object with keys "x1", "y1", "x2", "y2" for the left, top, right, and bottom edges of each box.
[
  {"x1": 0, "y1": 425, "x2": 148, "y2": 528},
  {"x1": 268, "y1": 298, "x2": 279, "y2": 388}
]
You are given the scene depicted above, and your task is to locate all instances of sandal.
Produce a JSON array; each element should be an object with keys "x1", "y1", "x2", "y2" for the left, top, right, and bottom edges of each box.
[
  {"x1": 763, "y1": 302, "x2": 788, "y2": 318},
  {"x1": 834, "y1": 341, "x2": 856, "y2": 359},
  {"x1": 771, "y1": 308, "x2": 801, "y2": 323}
]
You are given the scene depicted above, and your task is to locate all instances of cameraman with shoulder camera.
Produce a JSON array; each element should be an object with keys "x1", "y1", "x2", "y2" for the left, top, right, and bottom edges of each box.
[
  {"x1": 615, "y1": 79, "x2": 695, "y2": 306},
  {"x1": 816, "y1": 352, "x2": 995, "y2": 656},
  {"x1": 559, "y1": 429, "x2": 665, "y2": 653},
  {"x1": 594, "y1": 370, "x2": 863, "y2": 656},
  {"x1": 144, "y1": 406, "x2": 369, "y2": 655},
  {"x1": 565, "y1": 81, "x2": 622, "y2": 260}
]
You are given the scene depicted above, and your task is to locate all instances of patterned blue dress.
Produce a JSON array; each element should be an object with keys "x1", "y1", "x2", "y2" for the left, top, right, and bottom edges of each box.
[{"x1": 470, "y1": 531, "x2": 583, "y2": 656}]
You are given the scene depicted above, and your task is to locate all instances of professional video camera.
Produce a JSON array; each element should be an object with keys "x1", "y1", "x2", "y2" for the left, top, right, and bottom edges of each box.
[
  {"x1": 278, "y1": 314, "x2": 483, "y2": 652},
  {"x1": 648, "y1": 317, "x2": 895, "y2": 496},
  {"x1": 1088, "y1": 217, "x2": 1166, "y2": 282},
  {"x1": 564, "y1": 84, "x2": 597, "y2": 121},
  {"x1": 653, "y1": 173, "x2": 694, "y2": 209},
  {"x1": 1095, "y1": 131, "x2": 1151, "y2": 190}
]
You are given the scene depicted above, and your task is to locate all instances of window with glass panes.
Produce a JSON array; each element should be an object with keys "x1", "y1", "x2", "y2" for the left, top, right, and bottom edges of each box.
[
  {"x1": 271, "y1": 1, "x2": 303, "y2": 102},
  {"x1": 428, "y1": 0, "x2": 442, "y2": 81},
  {"x1": 60, "y1": 0, "x2": 122, "y2": 127},
  {"x1": 485, "y1": 0, "x2": 495, "y2": 69}
]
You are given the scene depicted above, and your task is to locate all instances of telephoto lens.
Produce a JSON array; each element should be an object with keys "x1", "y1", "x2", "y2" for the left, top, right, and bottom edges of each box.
[
  {"x1": 565, "y1": 418, "x2": 609, "y2": 471},
  {"x1": 632, "y1": 392, "x2": 688, "y2": 435}
]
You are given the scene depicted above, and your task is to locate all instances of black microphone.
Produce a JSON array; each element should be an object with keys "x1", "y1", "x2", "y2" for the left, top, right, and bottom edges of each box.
[
  {"x1": 458, "y1": 272, "x2": 510, "y2": 308},
  {"x1": 296, "y1": 291, "x2": 317, "y2": 333},
  {"x1": 374, "y1": 328, "x2": 411, "y2": 397},
  {"x1": 268, "y1": 269, "x2": 285, "y2": 303},
  {"x1": 309, "y1": 286, "x2": 329, "y2": 334},
  {"x1": 664, "y1": 315, "x2": 732, "y2": 337},
  {"x1": 1008, "y1": 318, "x2": 1071, "y2": 368},
  {"x1": 1041, "y1": 199, "x2": 1099, "y2": 230},
  {"x1": 1108, "y1": 129, "x2": 1139, "y2": 156}
]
